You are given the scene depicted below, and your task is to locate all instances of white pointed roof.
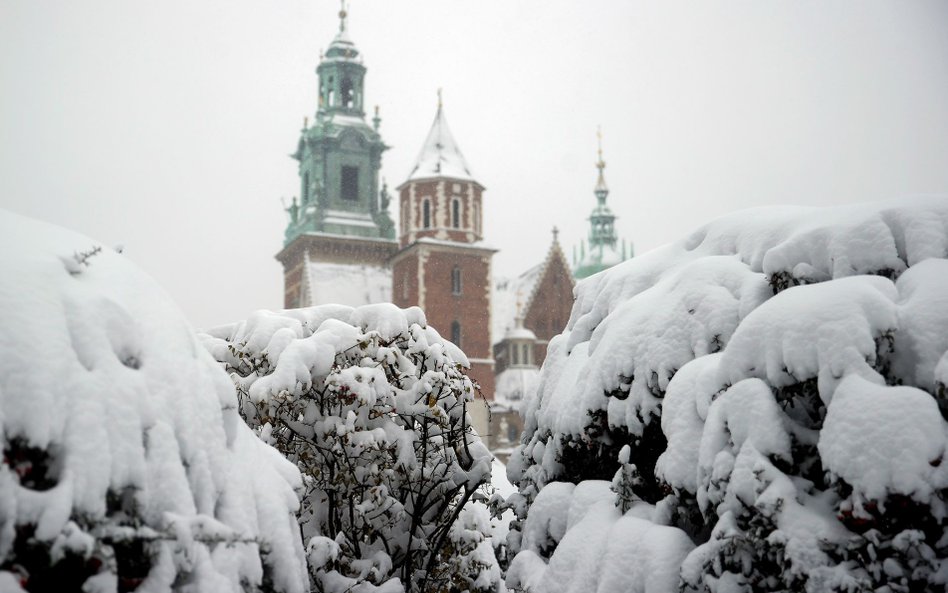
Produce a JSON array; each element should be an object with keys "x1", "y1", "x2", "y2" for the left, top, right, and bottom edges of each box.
[{"x1": 406, "y1": 104, "x2": 476, "y2": 183}]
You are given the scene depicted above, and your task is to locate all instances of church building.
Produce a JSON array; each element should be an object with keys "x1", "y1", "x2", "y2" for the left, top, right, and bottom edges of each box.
[{"x1": 274, "y1": 11, "x2": 628, "y2": 456}]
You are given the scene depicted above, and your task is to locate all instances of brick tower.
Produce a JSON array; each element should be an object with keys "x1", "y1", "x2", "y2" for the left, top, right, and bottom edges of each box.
[{"x1": 391, "y1": 94, "x2": 496, "y2": 435}]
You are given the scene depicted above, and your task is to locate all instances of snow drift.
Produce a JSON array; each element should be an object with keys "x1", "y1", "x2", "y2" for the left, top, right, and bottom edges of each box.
[
  {"x1": 506, "y1": 198, "x2": 948, "y2": 592},
  {"x1": 0, "y1": 211, "x2": 308, "y2": 592}
]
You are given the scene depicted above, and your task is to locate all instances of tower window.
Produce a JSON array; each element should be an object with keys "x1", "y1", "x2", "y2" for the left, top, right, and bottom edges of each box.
[
  {"x1": 512, "y1": 343, "x2": 520, "y2": 365},
  {"x1": 423, "y1": 199, "x2": 431, "y2": 228},
  {"x1": 473, "y1": 201, "x2": 480, "y2": 236},
  {"x1": 341, "y1": 166, "x2": 359, "y2": 201},
  {"x1": 451, "y1": 321, "x2": 461, "y2": 346},
  {"x1": 451, "y1": 266, "x2": 462, "y2": 295},
  {"x1": 452, "y1": 199, "x2": 460, "y2": 229},
  {"x1": 302, "y1": 171, "x2": 310, "y2": 204},
  {"x1": 341, "y1": 78, "x2": 354, "y2": 108},
  {"x1": 508, "y1": 421, "x2": 519, "y2": 441}
]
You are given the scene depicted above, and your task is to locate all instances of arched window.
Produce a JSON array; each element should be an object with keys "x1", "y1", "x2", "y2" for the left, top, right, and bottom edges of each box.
[
  {"x1": 451, "y1": 321, "x2": 461, "y2": 346},
  {"x1": 341, "y1": 78, "x2": 354, "y2": 108},
  {"x1": 512, "y1": 343, "x2": 520, "y2": 365},
  {"x1": 473, "y1": 201, "x2": 480, "y2": 236},
  {"x1": 302, "y1": 171, "x2": 310, "y2": 204},
  {"x1": 522, "y1": 344, "x2": 531, "y2": 365},
  {"x1": 452, "y1": 199, "x2": 460, "y2": 229},
  {"x1": 423, "y1": 200, "x2": 431, "y2": 229},
  {"x1": 451, "y1": 266, "x2": 462, "y2": 295}
]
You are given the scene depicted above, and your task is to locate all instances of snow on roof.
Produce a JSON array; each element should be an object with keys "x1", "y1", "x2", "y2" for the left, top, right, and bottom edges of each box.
[
  {"x1": 0, "y1": 210, "x2": 308, "y2": 591},
  {"x1": 494, "y1": 366, "x2": 541, "y2": 409},
  {"x1": 505, "y1": 325, "x2": 538, "y2": 342},
  {"x1": 576, "y1": 241, "x2": 624, "y2": 272},
  {"x1": 303, "y1": 257, "x2": 392, "y2": 307},
  {"x1": 406, "y1": 104, "x2": 477, "y2": 183},
  {"x1": 492, "y1": 263, "x2": 543, "y2": 344}
]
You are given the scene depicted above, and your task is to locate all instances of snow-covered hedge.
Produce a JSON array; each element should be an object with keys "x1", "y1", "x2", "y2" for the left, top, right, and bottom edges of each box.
[
  {"x1": 0, "y1": 211, "x2": 308, "y2": 592},
  {"x1": 507, "y1": 199, "x2": 948, "y2": 592},
  {"x1": 200, "y1": 304, "x2": 500, "y2": 593}
]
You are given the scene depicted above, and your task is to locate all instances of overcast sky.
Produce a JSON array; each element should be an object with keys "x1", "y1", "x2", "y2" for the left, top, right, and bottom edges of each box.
[{"x1": 2, "y1": 1, "x2": 947, "y2": 329}]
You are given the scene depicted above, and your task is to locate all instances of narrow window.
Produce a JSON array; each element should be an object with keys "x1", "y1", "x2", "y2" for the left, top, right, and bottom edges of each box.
[
  {"x1": 523, "y1": 344, "x2": 531, "y2": 365},
  {"x1": 512, "y1": 343, "x2": 520, "y2": 365},
  {"x1": 473, "y1": 201, "x2": 480, "y2": 236},
  {"x1": 451, "y1": 321, "x2": 461, "y2": 346},
  {"x1": 507, "y1": 422, "x2": 518, "y2": 441},
  {"x1": 341, "y1": 166, "x2": 359, "y2": 201},
  {"x1": 423, "y1": 199, "x2": 431, "y2": 228},
  {"x1": 451, "y1": 266, "x2": 462, "y2": 295},
  {"x1": 302, "y1": 171, "x2": 310, "y2": 204},
  {"x1": 341, "y1": 78, "x2": 354, "y2": 108},
  {"x1": 452, "y1": 199, "x2": 460, "y2": 229},
  {"x1": 402, "y1": 272, "x2": 409, "y2": 300}
]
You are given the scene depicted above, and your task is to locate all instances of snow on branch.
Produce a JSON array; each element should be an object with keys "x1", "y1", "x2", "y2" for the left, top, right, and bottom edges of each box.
[
  {"x1": 200, "y1": 303, "x2": 502, "y2": 593},
  {"x1": 506, "y1": 198, "x2": 948, "y2": 592},
  {"x1": 0, "y1": 211, "x2": 308, "y2": 592}
]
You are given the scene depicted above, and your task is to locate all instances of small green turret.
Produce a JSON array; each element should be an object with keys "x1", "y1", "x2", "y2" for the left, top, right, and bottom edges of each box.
[{"x1": 573, "y1": 128, "x2": 632, "y2": 279}]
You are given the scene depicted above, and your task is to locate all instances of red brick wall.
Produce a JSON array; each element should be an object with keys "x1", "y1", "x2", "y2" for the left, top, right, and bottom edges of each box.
[
  {"x1": 422, "y1": 249, "x2": 492, "y2": 359},
  {"x1": 391, "y1": 243, "x2": 495, "y2": 399},
  {"x1": 391, "y1": 256, "x2": 418, "y2": 308},
  {"x1": 524, "y1": 251, "x2": 575, "y2": 366}
]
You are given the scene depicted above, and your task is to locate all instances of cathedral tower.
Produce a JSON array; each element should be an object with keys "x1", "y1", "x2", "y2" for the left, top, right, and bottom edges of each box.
[
  {"x1": 574, "y1": 128, "x2": 631, "y2": 279},
  {"x1": 391, "y1": 95, "x2": 496, "y2": 430},
  {"x1": 276, "y1": 8, "x2": 397, "y2": 308}
]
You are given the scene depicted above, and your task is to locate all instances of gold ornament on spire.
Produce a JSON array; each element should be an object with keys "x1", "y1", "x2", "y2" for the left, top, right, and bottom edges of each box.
[
  {"x1": 339, "y1": 0, "x2": 348, "y2": 32},
  {"x1": 596, "y1": 126, "x2": 605, "y2": 170},
  {"x1": 595, "y1": 126, "x2": 608, "y2": 193},
  {"x1": 437, "y1": 87, "x2": 443, "y2": 109}
]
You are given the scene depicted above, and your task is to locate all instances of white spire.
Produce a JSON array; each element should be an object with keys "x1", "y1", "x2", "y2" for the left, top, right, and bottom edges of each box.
[{"x1": 406, "y1": 92, "x2": 476, "y2": 183}]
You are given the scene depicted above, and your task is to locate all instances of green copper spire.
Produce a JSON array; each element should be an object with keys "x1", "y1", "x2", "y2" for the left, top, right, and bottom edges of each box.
[
  {"x1": 574, "y1": 128, "x2": 629, "y2": 279},
  {"x1": 283, "y1": 4, "x2": 395, "y2": 245}
]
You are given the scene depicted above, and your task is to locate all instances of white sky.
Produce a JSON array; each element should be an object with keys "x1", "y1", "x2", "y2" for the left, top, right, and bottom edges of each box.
[{"x1": 2, "y1": 0, "x2": 947, "y2": 329}]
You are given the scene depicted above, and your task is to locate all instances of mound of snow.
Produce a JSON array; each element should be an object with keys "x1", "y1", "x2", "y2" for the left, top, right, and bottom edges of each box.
[
  {"x1": 508, "y1": 198, "x2": 948, "y2": 592},
  {"x1": 0, "y1": 211, "x2": 308, "y2": 592}
]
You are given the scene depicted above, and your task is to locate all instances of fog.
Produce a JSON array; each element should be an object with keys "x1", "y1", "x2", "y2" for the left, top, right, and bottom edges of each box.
[{"x1": 2, "y1": 0, "x2": 947, "y2": 328}]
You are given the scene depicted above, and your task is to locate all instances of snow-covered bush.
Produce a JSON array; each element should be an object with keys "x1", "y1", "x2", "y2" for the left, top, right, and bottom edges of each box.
[
  {"x1": 507, "y1": 199, "x2": 948, "y2": 592},
  {"x1": 0, "y1": 211, "x2": 308, "y2": 592},
  {"x1": 200, "y1": 304, "x2": 500, "y2": 593}
]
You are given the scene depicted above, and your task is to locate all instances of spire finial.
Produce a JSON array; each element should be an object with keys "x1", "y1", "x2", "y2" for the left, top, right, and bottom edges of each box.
[
  {"x1": 552, "y1": 226, "x2": 559, "y2": 242},
  {"x1": 594, "y1": 126, "x2": 608, "y2": 194},
  {"x1": 437, "y1": 88, "x2": 443, "y2": 109},
  {"x1": 596, "y1": 126, "x2": 605, "y2": 169},
  {"x1": 339, "y1": 0, "x2": 348, "y2": 32}
]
